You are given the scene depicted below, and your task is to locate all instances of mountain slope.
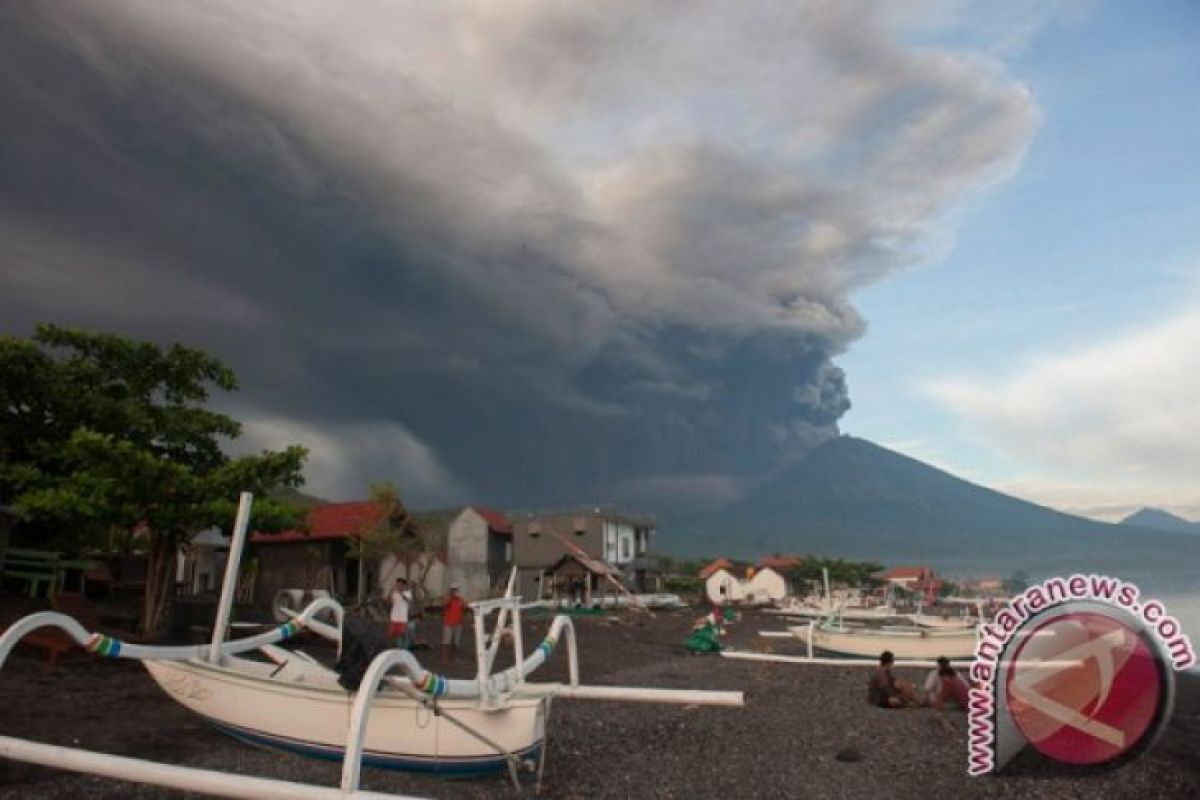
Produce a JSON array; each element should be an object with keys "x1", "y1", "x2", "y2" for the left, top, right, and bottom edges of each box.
[
  {"x1": 662, "y1": 436, "x2": 1200, "y2": 582},
  {"x1": 1120, "y1": 507, "x2": 1200, "y2": 535}
]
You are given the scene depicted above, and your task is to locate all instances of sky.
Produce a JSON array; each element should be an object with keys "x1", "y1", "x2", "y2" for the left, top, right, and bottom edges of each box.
[
  {"x1": 1, "y1": 1, "x2": 1195, "y2": 521},
  {"x1": 840, "y1": 0, "x2": 1200, "y2": 521}
]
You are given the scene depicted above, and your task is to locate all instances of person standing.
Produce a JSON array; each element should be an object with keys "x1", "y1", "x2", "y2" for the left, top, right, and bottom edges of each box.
[
  {"x1": 441, "y1": 584, "x2": 467, "y2": 659},
  {"x1": 389, "y1": 577, "x2": 413, "y2": 649}
]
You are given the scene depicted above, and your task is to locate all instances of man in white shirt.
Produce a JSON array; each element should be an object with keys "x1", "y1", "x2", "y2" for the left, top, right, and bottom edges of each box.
[{"x1": 389, "y1": 578, "x2": 413, "y2": 648}]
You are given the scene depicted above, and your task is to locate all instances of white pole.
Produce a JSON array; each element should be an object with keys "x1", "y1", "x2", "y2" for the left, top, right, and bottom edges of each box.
[
  {"x1": 209, "y1": 492, "x2": 253, "y2": 664},
  {"x1": 719, "y1": 651, "x2": 973, "y2": 669},
  {"x1": 822, "y1": 567, "x2": 831, "y2": 609},
  {"x1": 0, "y1": 735, "x2": 420, "y2": 800},
  {"x1": 807, "y1": 620, "x2": 814, "y2": 659},
  {"x1": 545, "y1": 684, "x2": 744, "y2": 706},
  {"x1": 511, "y1": 597, "x2": 525, "y2": 687}
]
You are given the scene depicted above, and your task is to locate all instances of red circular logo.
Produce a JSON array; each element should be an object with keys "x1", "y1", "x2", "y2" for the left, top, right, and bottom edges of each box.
[{"x1": 1005, "y1": 610, "x2": 1165, "y2": 766}]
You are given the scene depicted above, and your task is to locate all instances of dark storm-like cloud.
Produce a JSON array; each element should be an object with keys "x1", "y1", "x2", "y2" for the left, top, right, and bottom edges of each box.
[{"x1": 0, "y1": 2, "x2": 1038, "y2": 506}]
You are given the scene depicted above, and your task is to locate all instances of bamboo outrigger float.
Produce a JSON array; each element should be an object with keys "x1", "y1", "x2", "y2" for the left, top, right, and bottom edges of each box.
[{"x1": 0, "y1": 493, "x2": 743, "y2": 798}]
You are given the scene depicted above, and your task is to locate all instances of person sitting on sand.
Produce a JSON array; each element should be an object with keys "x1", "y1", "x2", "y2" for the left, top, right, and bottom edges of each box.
[
  {"x1": 922, "y1": 656, "x2": 951, "y2": 705},
  {"x1": 929, "y1": 658, "x2": 970, "y2": 710},
  {"x1": 868, "y1": 650, "x2": 918, "y2": 708}
]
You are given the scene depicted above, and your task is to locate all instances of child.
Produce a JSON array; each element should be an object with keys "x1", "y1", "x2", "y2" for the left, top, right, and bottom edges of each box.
[{"x1": 441, "y1": 584, "x2": 467, "y2": 659}]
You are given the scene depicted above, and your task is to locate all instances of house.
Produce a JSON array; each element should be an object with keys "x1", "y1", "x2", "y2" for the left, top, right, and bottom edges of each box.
[
  {"x1": 975, "y1": 576, "x2": 1005, "y2": 595},
  {"x1": 703, "y1": 566, "x2": 746, "y2": 605},
  {"x1": 540, "y1": 552, "x2": 623, "y2": 606},
  {"x1": 250, "y1": 501, "x2": 387, "y2": 607},
  {"x1": 875, "y1": 565, "x2": 943, "y2": 604},
  {"x1": 174, "y1": 527, "x2": 230, "y2": 596},
  {"x1": 757, "y1": 554, "x2": 803, "y2": 572},
  {"x1": 510, "y1": 507, "x2": 657, "y2": 600},
  {"x1": 698, "y1": 557, "x2": 735, "y2": 580},
  {"x1": 249, "y1": 501, "x2": 451, "y2": 607},
  {"x1": 744, "y1": 567, "x2": 788, "y2": 604},
  {"x1": 442, "y1": 506, "x2": 513, "y2": 601}
]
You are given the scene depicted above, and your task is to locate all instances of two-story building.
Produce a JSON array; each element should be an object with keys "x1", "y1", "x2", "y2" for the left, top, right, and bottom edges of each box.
[
  {"x1": 510, "y1": 507, "x2": 659, "y2": 602},
  {"x1": 441, "y1": 506, "x2": 513, "y2": 601}
]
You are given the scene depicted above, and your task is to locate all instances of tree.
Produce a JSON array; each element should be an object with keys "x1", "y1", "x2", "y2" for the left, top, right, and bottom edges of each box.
[
  {"x1": 348, "y1": 482, "x2": 439, "y2": 609},
  {"x1": 785, "y1": 556, "x2": 884, "y2": 593},
  {"x1": 1003, "y1": 569, "x2": 1030, "y2": 595},
  {"x1": 0, "y1": 324, "x2": 307, "y2": 634}
]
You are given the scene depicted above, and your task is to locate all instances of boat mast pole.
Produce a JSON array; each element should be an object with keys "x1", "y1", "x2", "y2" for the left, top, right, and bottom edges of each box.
[{"x1": 209, "y1": 492, "x2": 254, "y2": 664}]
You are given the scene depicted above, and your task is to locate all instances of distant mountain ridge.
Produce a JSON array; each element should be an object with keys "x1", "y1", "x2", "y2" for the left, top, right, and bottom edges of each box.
[
  {"x1": 1120, "y1": 507, "x2": 1200, "y2": 535},
  {"x1": 660, "y1": 436, "x2": 1200, "y2": 584}
]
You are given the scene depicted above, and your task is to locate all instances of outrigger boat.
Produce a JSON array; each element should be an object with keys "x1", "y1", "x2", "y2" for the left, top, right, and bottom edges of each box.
[
  {"x1": 767, "y1": 599, "x2": 900, "y2": 622},
  {"x1": 0, "y1": 493, "x2": 743, "y2": 798},
  {"x1": 788, "y1": 619, "x2": 978, "y2": 660}
]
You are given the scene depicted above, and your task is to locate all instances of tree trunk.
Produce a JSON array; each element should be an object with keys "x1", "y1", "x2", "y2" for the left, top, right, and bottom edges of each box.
[{"x1": 141, "y1": 532, "x2": 176, "y2": 637}]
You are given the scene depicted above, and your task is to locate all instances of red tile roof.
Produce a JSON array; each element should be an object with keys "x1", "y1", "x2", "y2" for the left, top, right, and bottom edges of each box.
[
  {"x1": 251, "y1": 501, "x2": 385, "y2": 544},
  {"x1": 699, "y1": 557, "x2": 734, "y2": 579},
  {"x1": 758, "y1": 555, "x2": 803, "y2": 570},
  {"x1": 469, "y1": 505, "x2": 512, "y2": 535},
  {"x1": 879, "y1": 565, "x2": 932, "y2": 580}
]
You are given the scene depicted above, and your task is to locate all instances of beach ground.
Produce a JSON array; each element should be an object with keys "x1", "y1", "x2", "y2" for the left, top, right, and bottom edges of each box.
[{"x1": 0, "y1": 607, "x2": 1195, "y2": 799}]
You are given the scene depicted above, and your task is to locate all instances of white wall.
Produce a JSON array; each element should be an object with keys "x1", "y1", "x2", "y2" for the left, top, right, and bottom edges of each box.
[
  {"x1": 745, "y1": 568, "x2": 787, "y2": 604},
  {"x1": 705, "y1": 569, "x2": 747, "y2": 605},
  {"x1": 445, "y1": 507, "x2": 493, "y2": 600}
]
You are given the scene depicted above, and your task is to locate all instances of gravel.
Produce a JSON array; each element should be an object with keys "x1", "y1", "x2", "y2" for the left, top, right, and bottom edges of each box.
[{"x1": 1, "y1": 609, "x2": 1195, "y2": 799}]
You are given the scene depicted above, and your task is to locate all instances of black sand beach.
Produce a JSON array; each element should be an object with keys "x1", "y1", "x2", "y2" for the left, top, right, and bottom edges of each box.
[{"x1": 0, "y1": 609, "x2": 1196, "y2": 799}]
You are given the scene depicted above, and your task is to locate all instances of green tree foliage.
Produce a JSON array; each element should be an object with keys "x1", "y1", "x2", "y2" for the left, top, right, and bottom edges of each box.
[
  {"x1": 0, "y1": 324, "x2": 307, "y2": 634},
  {"x1": 785, "y1": 556, "x2": 884, "y2": 592},
  {"x1": 1003, "y1": 569, "x2": 1031, "y2": 595},
  {"x1": 348, "y1": 482, "x2": 438, "y2": 607}
]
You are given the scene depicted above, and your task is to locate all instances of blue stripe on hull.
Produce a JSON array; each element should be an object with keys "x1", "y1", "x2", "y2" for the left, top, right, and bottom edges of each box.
[{"x1": 210, "y1": 720, "x2": 540, "y2": 776}]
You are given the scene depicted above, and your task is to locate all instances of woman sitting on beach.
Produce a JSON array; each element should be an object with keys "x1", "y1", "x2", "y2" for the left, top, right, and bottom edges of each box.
[
  {"x1": 927, "y1": 658, "x2": 970, "y2": 710},
  {"x1": 922, "y1": 656, "x2": 951, "y2": 704},
  {"x1": 867, "y1": 651, "x2": 918, "y2": 708}
]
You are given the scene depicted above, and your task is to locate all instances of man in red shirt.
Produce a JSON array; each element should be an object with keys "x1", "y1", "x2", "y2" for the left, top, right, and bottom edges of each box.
[{"x1": 441, "y1": 585, "x2": 467, "y2": 659}]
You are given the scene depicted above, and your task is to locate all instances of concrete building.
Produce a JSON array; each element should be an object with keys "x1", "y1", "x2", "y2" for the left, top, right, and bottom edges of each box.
[
  {"x1": 175, "y1": 527, "x2": 230, "y2": 596},
  {"x1": 510, "y1": 507, "x2": 656, "y2": 601},
  {"x1": 440, "y1": 506, "x2": 512, "y2": 601}
]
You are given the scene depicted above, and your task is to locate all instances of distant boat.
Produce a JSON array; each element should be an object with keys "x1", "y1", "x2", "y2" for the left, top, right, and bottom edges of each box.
[
  {"x1": 767, "y1": 599, "x2": 901, "y2": 622},
  {"x1": 790, "y1": 620, "x2": 978, "y2": 660},
  {"x1": 907, "y1": 597, "x2": 987, "y2": 629},
  {"x1": 908, "y1": 612, "x2": 978, "y2": 629}
]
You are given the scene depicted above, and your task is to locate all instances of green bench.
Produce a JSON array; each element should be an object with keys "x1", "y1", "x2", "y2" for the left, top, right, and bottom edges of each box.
[{"x1": 1, "y1": 547, "x2": 96, "y2": 598}]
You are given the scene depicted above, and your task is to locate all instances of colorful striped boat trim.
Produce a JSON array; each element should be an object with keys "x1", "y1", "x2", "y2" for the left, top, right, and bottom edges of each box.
[
  {"x1": 85, "y1": 633, "x2": 122, "y2": 658},
  {"x1": 537, "y1": 635, "x2": 557, "y2": 659},
  {"x1": 417, "y1": 671, "x2": 448, "y2": 697}
]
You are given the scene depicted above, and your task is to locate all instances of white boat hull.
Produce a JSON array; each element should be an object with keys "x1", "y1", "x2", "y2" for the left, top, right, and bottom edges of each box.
[
  {"x1": 909, "y1": 613, "x2": 978, "y2": 630},
  {"x1": 790, "y1": 624, "x2": 978, "y2": 660},
  {"x1": 767, "y1": 604, "x2": 900, "y2": 622},
  {"x1": 144, "y1": 659, "x2": 545, "y2": 774}
]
